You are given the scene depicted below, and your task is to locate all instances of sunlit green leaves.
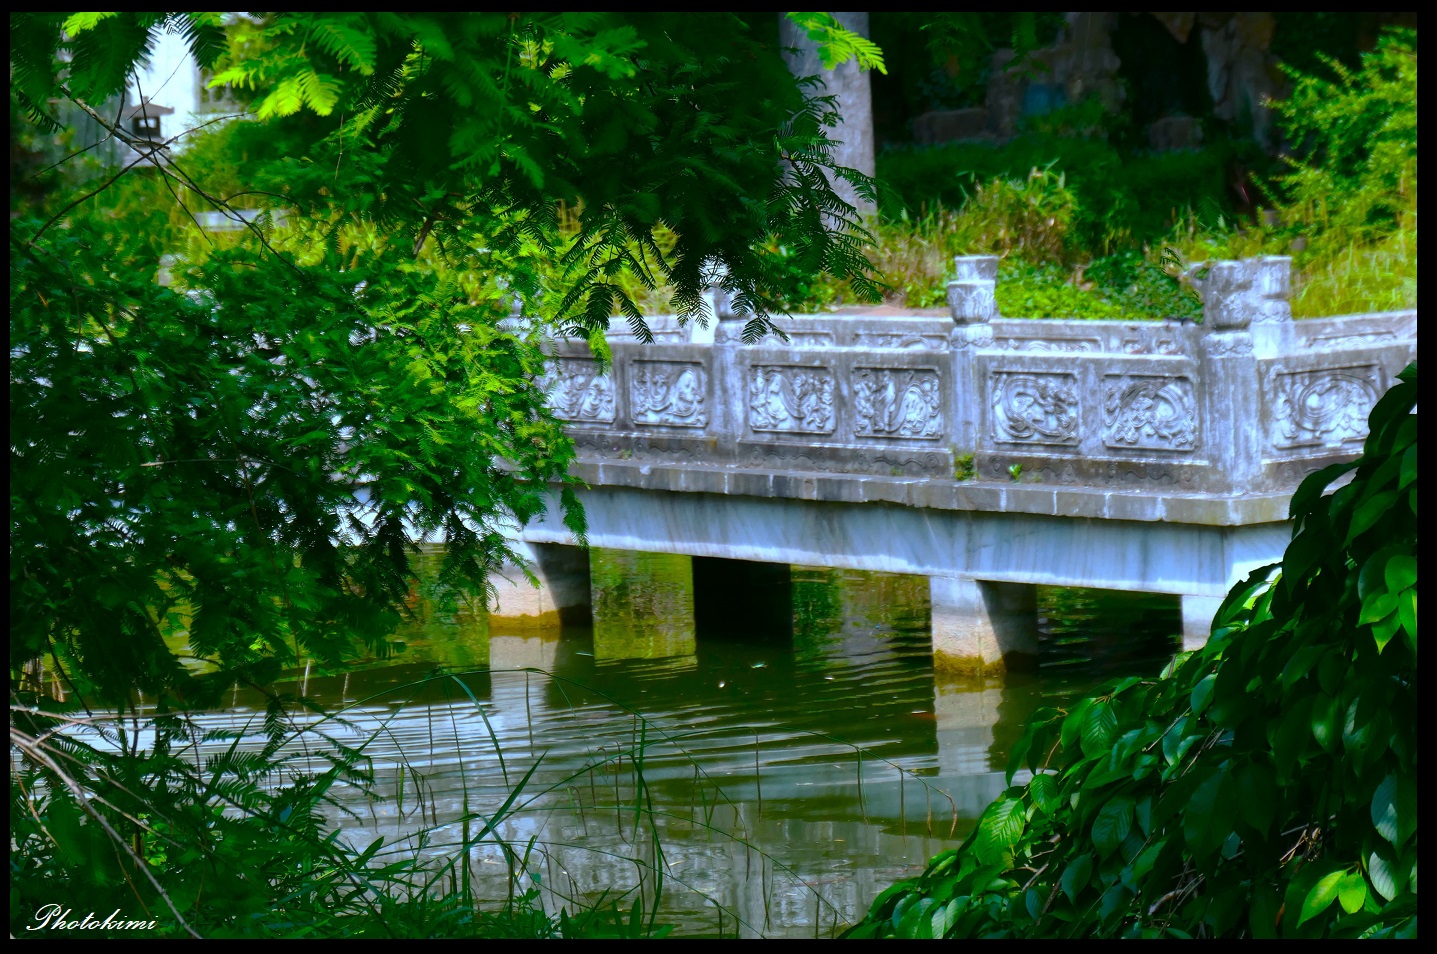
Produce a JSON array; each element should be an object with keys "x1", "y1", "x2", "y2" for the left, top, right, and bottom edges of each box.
[{"x1": 1297, "y1": 869, "x2": 1343, "y2": 927}]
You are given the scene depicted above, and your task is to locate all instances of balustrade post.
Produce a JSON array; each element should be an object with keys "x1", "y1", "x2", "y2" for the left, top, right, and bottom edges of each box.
[
  {"x1": 711, "y1": 298, "x2": 746, "y2": 462},
  {"x1": 1195, "y1": 256, "x2": 1292, "y2": 493},
  {"x1": 946, "y1": 255, "x2": 999, "y2": 456}
]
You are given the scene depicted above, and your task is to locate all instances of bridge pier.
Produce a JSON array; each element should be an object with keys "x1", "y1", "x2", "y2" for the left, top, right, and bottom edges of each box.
[
  {"x1": 1180, "y1": 594, "x2": 1226, "y2": 652},
  {"x1": 930, "y1": 577, "x2": 1040, "y2": 674},
  {"x1": 488, "y1": 542, "x2": 591, "y2": 628}
]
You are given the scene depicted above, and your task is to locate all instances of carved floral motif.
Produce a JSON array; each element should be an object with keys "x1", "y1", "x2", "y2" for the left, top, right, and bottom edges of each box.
[
  {"x1": 1103, "y1": 376, "x2": 1199, "y2": 451},
  {"x1": 990, "y1": 371, "x2": 1079, "y2": 445},
  {"x1": 1272, "y1": 367, "x2": 1380, "y2": 448},
  {"x1": 540, "y1": 359, "x2": 616, "y2": 424},
  {"x1": 853, "y1": 368, "x2": 944, "y2": 440},
  {"x1": 748, "y1": 366, "x2": 835, "y2": 434},
  {"x1": 630, "y1": 361, "x2": 708, "y2": 427}
]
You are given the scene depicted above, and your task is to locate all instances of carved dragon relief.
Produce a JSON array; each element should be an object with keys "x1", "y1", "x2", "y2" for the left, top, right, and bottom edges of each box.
[
  {"x1": 990, "y1": 371, "x2": 1079, "y2": 445},
  {"x1": 1103, "y1": 376, "x2": 1199, "y2": 451},
  {"x1": 853, "y1": 368, "x2": 944, "y2": 440},
  {"x1": 540, "y1": 359, "x2": 616, "y2": 424},
  {"x1": 1272, "y1": 366, "x2": 1381, "y2": 449},
  {"x1": 630, "y1": 361, "x2": 708, "y2": 428},
  {"x1": 747, "y1": 366, "x2": 836, "y2": 434}
]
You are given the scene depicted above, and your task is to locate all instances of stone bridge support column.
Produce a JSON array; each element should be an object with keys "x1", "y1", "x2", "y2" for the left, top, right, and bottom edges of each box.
[
  {"x1": 1180, "y1": 594, "x2": 1226, "y2": 653},
  {"x1": 488, "y1": 542, "x2": 592, "y2": 628},
  {"x1": 930, "y1": 576, "x2": 1040, "y2": 674}
]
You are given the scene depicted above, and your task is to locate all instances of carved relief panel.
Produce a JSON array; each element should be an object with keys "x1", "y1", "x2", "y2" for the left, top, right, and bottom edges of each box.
[
  {"x1": 1102, "y1": 375, "x2": 1199, "y2": 451},
  {"x1": 540, "y1": 358, "x2": 616, "y2": 424},
  {"x1": 630, "y1": 361, "x2": 708, "y2": 428},
  {"x1": 853, "y1": 368, "x2": 944, "y2": 439},
  {"x1": 990, "y1": 371, "x2": 1080, "y2": 445},
  {"x1": 1272, "y1": 366, "x2": 1381, "y2": 449},
  {"x1": 747, "y1": 366, "x2": 836, "y2": 434}
]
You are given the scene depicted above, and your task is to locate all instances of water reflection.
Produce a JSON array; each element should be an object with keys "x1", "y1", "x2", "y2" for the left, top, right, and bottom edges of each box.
[{"x1": 171, "y1": 553, "x2": 1178, "y2": 937}]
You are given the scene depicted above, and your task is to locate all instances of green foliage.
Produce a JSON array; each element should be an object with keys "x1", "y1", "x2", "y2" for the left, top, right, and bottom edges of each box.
[
  {"x1": 784, "y1": 13, "x2": 886, "y2": 73},
  {"x1": 1157, "y1": 27, "x2": 1416, "y2": 318},
  {"x1": 848, "y1": 364, "x2": 1418, "y2": 938},
  {"x1": 12, "y1": 12, "x2": 882, "y2": 342},
  {"x1": 11, "y1": 220, "x2": 582, "y2": 704},
  {"x1": 877, "y1": 133, "x2": 1247, "y2": 253},
  {"x1": 8, "y1": 8, "x2": 897, "y2": 700}
]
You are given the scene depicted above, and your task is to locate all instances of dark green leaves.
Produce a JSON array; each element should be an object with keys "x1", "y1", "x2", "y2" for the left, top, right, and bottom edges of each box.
[
  {"x1": 1091, "y1": 797, "x2": 1133, "y2": 858},
  {"x1": 849, "y1": 362, "x2": 1418, "y2": 939}
]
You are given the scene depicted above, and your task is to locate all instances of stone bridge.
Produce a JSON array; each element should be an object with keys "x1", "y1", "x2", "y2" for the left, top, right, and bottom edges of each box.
[{"x1": 496, "y1": 255, "x2": 1415, "y2": 671}]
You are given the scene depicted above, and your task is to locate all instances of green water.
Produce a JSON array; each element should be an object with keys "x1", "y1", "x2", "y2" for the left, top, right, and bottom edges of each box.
[{"x1": 193, "y1": 549, "x2": 1181, "y2": 938}]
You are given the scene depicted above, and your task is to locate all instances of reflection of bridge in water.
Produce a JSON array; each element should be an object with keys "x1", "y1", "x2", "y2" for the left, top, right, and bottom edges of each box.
[{"x1": 502, "y1": 255, "x2": 1415, "y2": 670}]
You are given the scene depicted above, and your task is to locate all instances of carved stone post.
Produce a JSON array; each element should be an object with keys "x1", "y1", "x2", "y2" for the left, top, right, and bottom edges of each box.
[
  {"x1": 1194, "y1": 256, "x2": 1292, "y2": 495},
  {"x1": 711, "y1": 298, "x2": 746, "y2": 460},
  {"x1": 947, "y1": 255, "x2": 998, "y2": 458}
]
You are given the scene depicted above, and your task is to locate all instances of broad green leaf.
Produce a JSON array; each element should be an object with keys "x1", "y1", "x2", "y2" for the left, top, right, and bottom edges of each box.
[
  {"x1": 1346, "y1": 490, "x2": 1397, "y2": 543},
  {"x1": 1337, "y1": 871, "x2": 1367, "y2": 914},
  {"x1": 1310, "y1": 693, "x2": 1339, "y2": 752},
  {"x1": 1384, "y1": 554, "x2": 1417, "y2": 592},
  {"x1": 1060, "y1": 853, "x2": 1093, "y2": 903},
  {"x1": 1398, "y1": 588, "x2": 1416, "y2": 640},
  {"x1": 1358, "y1": 590, "x2": 1399, "y2": 625},
  {"x1": 1372, "y1": 610, "x2": 1401, "y2": 653},
  {"x1": 1371, "y1": 774, "x2": 1400, "y2": 844},
  {"x1": 1080, "y1": 701, "x2": 1117, "y2": 756},
  {"x1": 1028, "y1": 773, "x2": 1059, "y2": 816},
  {"x1": 1183, "y1": 767, "x2": 1233, "y2": 859},
  {"x1": 1296, "y1": 870, "x2": 1342, "y2": 927},
  {"x1": 1368, "y1": 850, "x2": 1401, "y2": 902},
  {"x1": 1190, "y1": 674, "x2": 1217, "y2": 715},
  {"x1": 974, "y1": 797, "x2": 1025, "y2": 865},
  {"x1": 1092, "y1": 796, "x2": 1133, "y2": 858},
  {"x1": 1399, "y1": 444, "x2": 1416, "y2": 488}
]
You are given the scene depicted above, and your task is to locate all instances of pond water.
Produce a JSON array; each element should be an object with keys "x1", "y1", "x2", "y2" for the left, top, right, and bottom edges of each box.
[{"x1": 178, "y1": 549, "x2": 1181, "y2": 938}]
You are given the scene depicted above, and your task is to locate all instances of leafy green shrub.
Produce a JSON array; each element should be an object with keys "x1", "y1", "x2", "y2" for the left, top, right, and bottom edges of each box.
[
  {"x1": 1159, "y1": 27, "x2": 1416, "y2": 318},
  {"x1": 997, "y1": 261, "x2": 1126, "y2": 320},
  {"x1": 877, "y1": 133, "x2": 1247, "y2": 251},
  {"x1": 848, "y1": 363, "x2": 1417, "y2": 938}
]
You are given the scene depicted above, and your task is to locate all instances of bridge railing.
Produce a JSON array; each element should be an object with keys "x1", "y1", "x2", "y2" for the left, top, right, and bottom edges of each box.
[{"x1": 541, "y1": 255, "x2": 1415, "y2": 496}]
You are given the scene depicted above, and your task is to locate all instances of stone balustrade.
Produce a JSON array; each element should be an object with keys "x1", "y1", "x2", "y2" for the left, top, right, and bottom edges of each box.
[
  {"x1": 514, "y1": 256, "x2": 1414, "y2": 671},
  {"x1": 541, "y1": 255, "x2": 1415, "y2": 500}
]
